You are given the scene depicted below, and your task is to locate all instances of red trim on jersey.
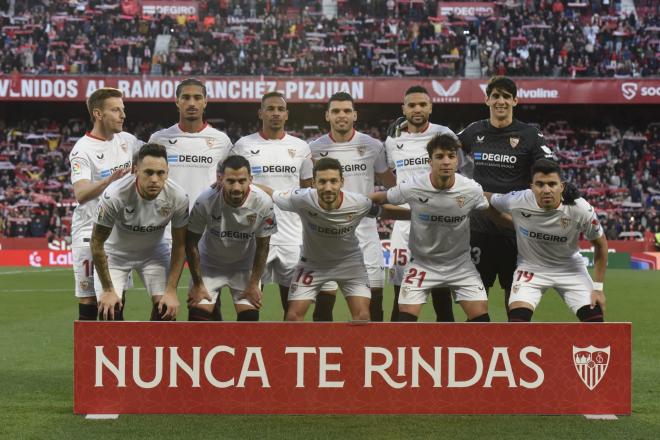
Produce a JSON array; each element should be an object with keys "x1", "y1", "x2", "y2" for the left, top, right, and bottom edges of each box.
[
  {"x1": 178, "y1": 122, "x2": 208, "y2": 133},
  {"x1": 328, "y1": 129, "x2": 356, "y2": 143},
  {"x1": 85, "y1": 131, "x2": 109, "y2": 141},
  {"x1": 259, "y1": 131, "x2": 286, "y2": 140}
]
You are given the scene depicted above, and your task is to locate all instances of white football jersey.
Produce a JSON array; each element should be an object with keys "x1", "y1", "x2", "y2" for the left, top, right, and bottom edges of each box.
[
  {"x1": 231, "y1": 132, "x2": 313, "y2": 246},
  {"x1": 149, "y1": 123, "x2": 233, "y2": 210},
  {"x1": 187, "y1": 185, "x2": 277, "y2": 271},
  {"x1": 95, "y1": 174, "x2": 189, "y2": 258},
  {"x1": 69, "y1": 132, "x2": 143, "y2": 245},
  {"x1": 385, "y1": 123, "x2": 454, "y2": 183},
  {"x1": 310, "y1": 130, "x2": 388, "y2": 195},
  {"x1": 490, "y1": 190, "x2": 604, "y2": 271},
  {"x1": 387, "y1": 173, "x2": 488, "y2": 268},
  {"x1": 272, "y1": 188, "x2": 376, "y2": 264}
]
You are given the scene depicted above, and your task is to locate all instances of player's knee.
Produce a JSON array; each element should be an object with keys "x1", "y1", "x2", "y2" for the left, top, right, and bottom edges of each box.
[
  {"x1": 237, "y1": 309, "x2": 259, "y2": 321},
  {"x1": 576, "y1": 305, "x2": 604, "y2": 322},
  {"x1": 397, "y1": 311, "x2": 418, "y2": 322},
  {"x1": 508, "y1": 307, "x2": 533, "y2": 322},
  {"x1": 285, "y1": 310, "x2": 303, "y2": 321},
  {"x1": 467, "y1": 313, "x2": 490, "y2": 322},
  {"x1": 313, "y1": 292, "x2": 336, "y2": 322},
  {"x1": 189, "y1": 307, "x2": 218, "y2": 321},
  {"x1": 78, "y1": 303, "x2": 97, "y2": 321}
]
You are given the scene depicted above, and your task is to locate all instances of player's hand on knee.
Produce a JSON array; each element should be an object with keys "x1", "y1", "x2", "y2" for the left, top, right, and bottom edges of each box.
[
  {"x1": 591, "y1": 289, "x2": 606, "y2": 312},
  {"x1": 241, "y1": 284, "x2": 263, "y2": 309},
  {"x1": 159, "y1": 290, "x2": 180, "y2": 320},
  {"x1": 98, "y1": 288, "x2": 121, "y2": 320},
  {"x1": 187, "y1": 284, "x2": 212, "y2": 308}
]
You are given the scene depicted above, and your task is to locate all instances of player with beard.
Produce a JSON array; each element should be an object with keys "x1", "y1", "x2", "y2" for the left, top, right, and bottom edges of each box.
[
  {"x1": 231, "y1": 92, "x2": 313, "y2": 317},
  {"x1": 458, "y1": 76, "x2": 555, "y2": 313},
  {"x1": 69, "y1": 87, "x2": 143, "y2": 320},
  {"x1": 185, "y1": 156, "x2": 277, "y2": 321},
  {"x1": 309, "y1": 92, "x2": 396, "y2": 322},
  {"x1": 385, "y1": 86, "x2": 458, "y2": 322}
]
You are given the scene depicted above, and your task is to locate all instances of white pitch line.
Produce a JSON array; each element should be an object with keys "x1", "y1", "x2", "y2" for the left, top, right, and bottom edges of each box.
[
  {"x1": 85, "y1": 414, "x2": 119, "y2": 420},
  {"x1": 0, "y1": 268, "x2": 69, "y2": 275},
  {"x1": 584, "y1": 414, "x2": 618, "y2": 420}
]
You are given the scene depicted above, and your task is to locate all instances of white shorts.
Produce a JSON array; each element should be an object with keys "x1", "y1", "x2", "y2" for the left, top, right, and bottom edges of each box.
[
  {"x1": 263, "y1": 244, "x2": 301, "y2": 286},
  {"x1": 93, "y1": 244, "x2": 170, "y2": 300},
  {"x1": 398, "y1": 259, "x2": 487, "y2": 305},
  {"x1": 509, "y1": 266, "x2": 594, "y2": 313},
  {"x1": 192, "y1": 266, "x2": 255, "y2": 307},
  {"x1": 321, "y1": 219, "x2": 385, "y2": 291},
  {"x1": 73, "y1": 243, "x2": 95, "y2": 298},
  {"x1": 388, "y1": 220, "x2": 411, "y2": 286},
  {"x1": 289, "y1": 258, "x2": 371, "y2": 302}
]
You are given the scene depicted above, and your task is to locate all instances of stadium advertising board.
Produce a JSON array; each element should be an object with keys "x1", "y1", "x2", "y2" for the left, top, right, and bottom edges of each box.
[
  {"x1": 0, "y1": 76, "x2": 658, "y2": 104},
  {"x1": 0, "y1": 249, "x2": 72, "y2": 267},
  {"x1": 74, "y1": 322, "x2": 631, "y2": 415}
]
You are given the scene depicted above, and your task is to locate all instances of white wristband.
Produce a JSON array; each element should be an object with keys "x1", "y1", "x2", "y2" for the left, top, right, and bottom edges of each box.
[{"x1": 592, "y1": 282, "x2": 604, "y2": 291}]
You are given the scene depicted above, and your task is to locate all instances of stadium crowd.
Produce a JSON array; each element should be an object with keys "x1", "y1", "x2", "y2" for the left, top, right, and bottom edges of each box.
[
  {"x1": 0, "y1": 0, "x2": 657, "y2": 77},
  {"x1": 0, "y1": 117, "x2": 657, "y2": 241}
]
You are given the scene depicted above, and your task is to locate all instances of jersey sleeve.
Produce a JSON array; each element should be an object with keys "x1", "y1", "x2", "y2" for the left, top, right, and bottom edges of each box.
[
  {"x1": 577, "y1": 200, "x2": 604, "y2": 241},
  {"x1": 256, "y1": 203, "x2": 278, "y2": 238},
  {"x1": 299, "y1": 143, "x2": 313, "y2": 180},
  {"x1": 489, "y1": 192, "x2": 515, "y2": 214},
  {"x1": 373, "y1": 141, "x2": 389, "y2": 174},
  {"x1": 187, "y1": 197, "x2": 208, "y2": 235},
  {"x1": 129, "y1": 135, "x2": 145, "y2": 154},
  {"x1": 386, "y1": 182, "x2": 408, "y2": 205},
  {"x1": 70, "y1": 151, "x2": 92, "y2": 184},
  {"x1": 272, "y1": 189, "x2": 299, "y2": 212},
  {"x1": 95, "y1": 193, "x2": 118, "y2": 228},
  {"x1": 384, "y1": 138, "x2": 395, "y2": 169},
  {"x1": 530, "y1": 128, "x2": 556, "y2": 161},
  {"x1": 471, "y1": 183, "x2": 489, "y2": 211},
  {"x1": 457, "y1": 123, "x2": 474, "y2": 154},
  {"x1": 171, "y1": 194, "x2": 190, "y2": 229}
]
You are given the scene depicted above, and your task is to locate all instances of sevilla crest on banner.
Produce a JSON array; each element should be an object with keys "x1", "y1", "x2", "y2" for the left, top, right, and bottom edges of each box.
[{"x1": 573, "y1": 345, "x2": 611, "y2": 391}]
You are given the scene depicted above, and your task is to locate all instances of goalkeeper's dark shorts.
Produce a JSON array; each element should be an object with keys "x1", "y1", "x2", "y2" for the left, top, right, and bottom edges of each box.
[{"x1": 469, "y1": 230, "x2": 517, "y2": 292}]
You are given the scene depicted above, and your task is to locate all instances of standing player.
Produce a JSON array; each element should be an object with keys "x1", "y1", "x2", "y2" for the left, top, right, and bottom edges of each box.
[
  {"x1": 69, "y1": 87, "x2": 142, "y2": 320},
  {"x1": 91, "y1": 143, "x2": 189, "y2": 321},
  {"x1": 458, "y1": 76, "x2": 555, "y2": 312},
  {"x1": 149, "y1": 78, "x2": 233, "y2": 211},
  {"x1": 231, "y1": 92, "x2": 313, "y2": 315},
  {"x1": 488, "y1": 159, "x2": 607, "y2": 322},
  {"x1": 385, "y1": 85, "x2": 457, "y2": 322},
  {"x1": 372, "y1": 134, "x2": 490, "y2": 322},
  {"x1": 309, "y1": 92, "x2": 396, "y2": 322},
  {"x1": 257, "y1": 158, "x2": 408, "y2": 321},
  {"x1": 186, "y1": 156, "x2": 277, "y2": 321}
]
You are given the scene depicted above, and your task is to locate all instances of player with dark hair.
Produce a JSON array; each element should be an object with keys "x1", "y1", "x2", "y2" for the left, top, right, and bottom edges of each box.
[
  {"x1": 69, "y1": 87, "x2": 143, "y2": 320},
  {"x1": 231, "y1": 92, "x2": 313, "y2": 317},
  {"x1": 257, "y1": 157, "x2": 408, "y2": 321},
  {"x1": 309, "y1": 92, "x2": 396, "y2": 322},
  {"x1": 458, "y1": 76, "x2": 555, "y2": 313},
  {"x1": 372, "y1": 134, "x2": 490, "y2": 322},
  {"x1": 91, "y1": 143, "x2": 189, "y2": 321},
  {"x1": 185, "y1": 155, "x2": 276, "y2": 321},
  {"x1": 487, "y1": 159, "x2": 607, "y2": 322},
  {"x1": 385, "y1": 85, "x2": 458, "y2": 322}
]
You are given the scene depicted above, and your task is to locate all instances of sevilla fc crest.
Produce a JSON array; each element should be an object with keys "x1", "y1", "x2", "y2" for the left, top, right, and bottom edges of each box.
[
  {"x1": 120, "y1": 143, "x2": 128, "y2": 153},
  {"x1": 158, "y1": 206, "x2": 172, "y2": 217},
  {"x1": 509, "y1": 137, "x2": 520, "y2": 148},
  {"x1": 455, "y1": 196, "x2": 466, "y2": 208},
  {"x1": 573, "y1": 345, "x2": 610, "y2": 390},
  {"x1": 288, "y1": 149, "x2": 296, "y2": 158},
  {"x1": 246, "y1": 214, "x2": 257, "y2": 225},
  {"x1": 357, "y1": 146, "x2": 366, "y2": 156},
  {"x1": 560, "y1": 217, "x2": 570, "y2": 229}
]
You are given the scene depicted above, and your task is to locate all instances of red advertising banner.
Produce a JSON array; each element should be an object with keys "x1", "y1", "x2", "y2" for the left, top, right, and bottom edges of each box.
[
  {"x1": 0, "y1": 76, "x2": 658, "y2": 104},
  {"x1": 74, "y1": 322, "x2": 631, "y2": 415},
  {"x1": 141, "y1": 1, "x2": 199, "y2": 18},
  {"x1": 438, "y1": 2, "x2": 496, "y2": 16},
  {"x1": 0, "y1": 249, "x2": 72, "y2": 267}
]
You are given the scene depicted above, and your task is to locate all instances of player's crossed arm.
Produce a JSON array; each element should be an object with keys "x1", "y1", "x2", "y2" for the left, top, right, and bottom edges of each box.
[
  {"x1": 484, "y1": 192, "x2": 514, "y2": 229},
  {"x1": 368, "y1": 191, "x2": 410, "y2": 220}
]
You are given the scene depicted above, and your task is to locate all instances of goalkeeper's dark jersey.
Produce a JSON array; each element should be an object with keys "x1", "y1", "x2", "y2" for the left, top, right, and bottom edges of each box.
[{"x1": 458, "y1": 118, "x2": 555, "y2": 234}]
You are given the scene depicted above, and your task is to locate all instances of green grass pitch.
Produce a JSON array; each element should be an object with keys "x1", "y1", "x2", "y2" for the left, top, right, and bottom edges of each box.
[{"x1": 0, "y1": 267, "x2": 658, "y2": 439}]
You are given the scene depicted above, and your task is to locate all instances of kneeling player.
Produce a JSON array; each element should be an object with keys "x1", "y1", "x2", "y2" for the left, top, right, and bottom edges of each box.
[
  {"x1": 371, "y1": 134, "x2": 490, "y2": 322},
  {"x1": 259, "y1": 158, "x2": 408, "y2": 321},
  {"x1": 91, "y1": 143, "x2": 189, "y2": 320},
  {"x1": 185, "y1": 156, "x2": 276, "y2": 321},
  {"x1": 488, "y1": 159, "x2": 607, "y2": 322}
]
